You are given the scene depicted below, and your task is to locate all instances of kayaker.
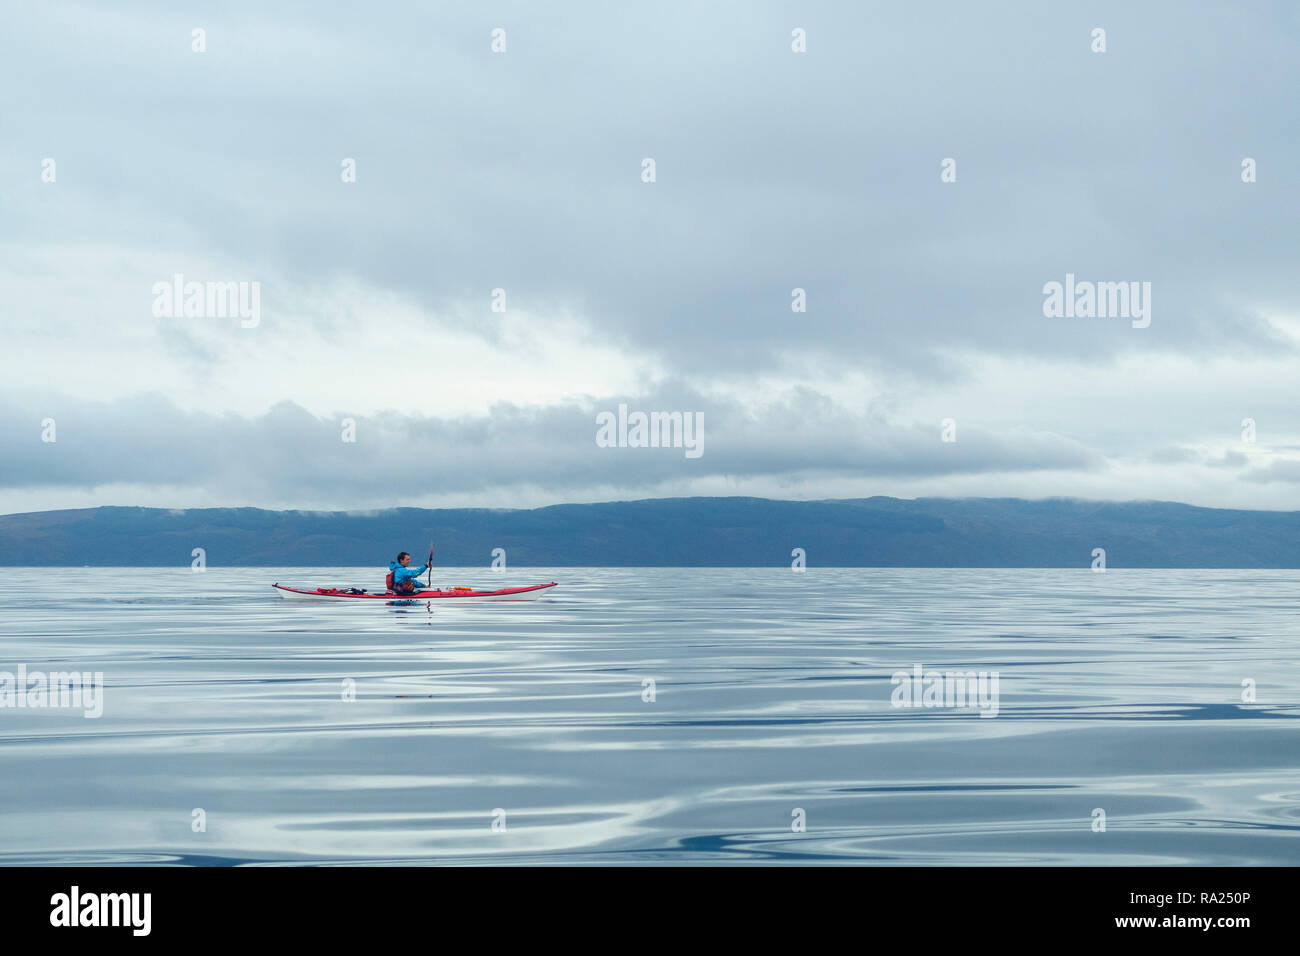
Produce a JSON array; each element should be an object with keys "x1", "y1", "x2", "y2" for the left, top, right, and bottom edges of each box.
[{"x1": 387, "y1": 552, "x2": 431, "y2": 594}]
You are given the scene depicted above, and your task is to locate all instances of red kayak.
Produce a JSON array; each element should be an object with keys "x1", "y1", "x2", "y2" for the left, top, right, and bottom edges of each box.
[{"x1": 273, "y1": 582, "x2": 557, "y2": 601}]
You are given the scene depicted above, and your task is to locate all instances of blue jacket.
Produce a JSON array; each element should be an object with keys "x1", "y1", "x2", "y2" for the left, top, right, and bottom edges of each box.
[{"x1": 389, "y1": 560, "x2": 428, "y2": 591}]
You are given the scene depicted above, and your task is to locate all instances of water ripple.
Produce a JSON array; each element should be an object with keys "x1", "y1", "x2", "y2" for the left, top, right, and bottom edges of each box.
[{"x1": 1, "y1": 567, "x2": 1298, "y2": 864}]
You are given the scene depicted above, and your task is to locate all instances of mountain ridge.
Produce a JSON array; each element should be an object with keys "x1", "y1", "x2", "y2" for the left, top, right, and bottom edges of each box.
[{"x1": 1, "y1": 496, "x2": 1295, "y2": 567}]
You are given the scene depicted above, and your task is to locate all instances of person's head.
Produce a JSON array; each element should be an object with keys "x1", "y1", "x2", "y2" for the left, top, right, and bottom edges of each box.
[{"x1": 396, "y1": 552, "x2": 411, "y2": 566}]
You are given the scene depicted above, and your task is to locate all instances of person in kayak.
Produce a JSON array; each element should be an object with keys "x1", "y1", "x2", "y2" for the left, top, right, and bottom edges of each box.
[{"x1": 387, "y1": 552, "x2": 431, "y2": 594}]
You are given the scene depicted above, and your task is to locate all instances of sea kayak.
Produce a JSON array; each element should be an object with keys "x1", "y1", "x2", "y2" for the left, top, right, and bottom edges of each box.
[{"x1": 272, "y1": 582, "x2": 557, "y2": 601}]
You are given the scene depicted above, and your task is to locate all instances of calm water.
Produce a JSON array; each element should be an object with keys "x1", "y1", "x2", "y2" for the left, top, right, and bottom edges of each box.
[{"x1": 0, "y1": 567, "x2": 1296, "y2": 865}]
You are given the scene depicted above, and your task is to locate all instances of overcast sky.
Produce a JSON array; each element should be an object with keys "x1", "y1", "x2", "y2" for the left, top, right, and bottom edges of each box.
[{"x1": 2, "y1": 1, "x2": 1299, "y2": 514}]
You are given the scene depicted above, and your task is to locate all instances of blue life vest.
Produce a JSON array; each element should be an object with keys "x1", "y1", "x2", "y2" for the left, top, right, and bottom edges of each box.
[{"x1": 387, "y1": 561, "x2": 421, "y2": 594}]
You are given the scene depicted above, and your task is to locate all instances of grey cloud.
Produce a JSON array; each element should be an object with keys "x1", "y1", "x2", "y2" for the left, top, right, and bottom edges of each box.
[
  {"x1": 4, "y1": 1, "x2": 1298, "y2": 386},
  {"x1": 1244, "y1": 460, "x2": 1300, "y2": 484},
  {"x1": 1211, "y1": 449, "x2": 1249, "y2": 468},
  {"x1": 0, "y1": 387, "x2": 1099, "y2": 507},
  {"x1": 4, "y1": 1, "x2": 1299, "y2": 514},
  {"x1": 1146, "y1": 445, "x2": 1200, "y2": 465}
]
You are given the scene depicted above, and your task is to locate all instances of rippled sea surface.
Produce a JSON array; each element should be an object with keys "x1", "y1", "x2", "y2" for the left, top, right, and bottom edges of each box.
[{"x1": 1, "y1": 567, "x2": 1297, "y2": 866}]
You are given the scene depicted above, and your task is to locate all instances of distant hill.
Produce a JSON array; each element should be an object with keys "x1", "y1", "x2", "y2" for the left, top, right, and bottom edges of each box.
[{"x1": 0, "y1": 496, "x2": 1297, "y2": 567}]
